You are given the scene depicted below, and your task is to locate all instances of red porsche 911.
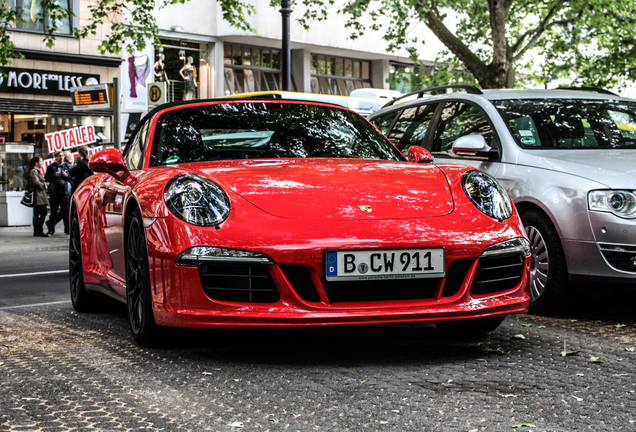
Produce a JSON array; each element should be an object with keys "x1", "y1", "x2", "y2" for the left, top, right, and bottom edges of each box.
[{"x1": 69, "y1": 99, "x2": 530, "y2": 345}]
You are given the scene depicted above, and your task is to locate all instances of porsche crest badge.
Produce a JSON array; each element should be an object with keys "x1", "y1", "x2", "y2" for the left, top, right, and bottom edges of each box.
[{"x1": 359, "y1": 205, "x2": 372, "y2": 213}]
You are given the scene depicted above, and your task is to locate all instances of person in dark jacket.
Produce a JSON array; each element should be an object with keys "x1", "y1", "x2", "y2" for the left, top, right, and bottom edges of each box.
[
  {"x1": 27, "y1": 157, "x2": 50, "y2": 237},
  {"x1": 44, "y1": 151, "x2": 72, "y2": 235},
  {"x1": 70, "y1": 146, "x2": 93, "y2": 195}
]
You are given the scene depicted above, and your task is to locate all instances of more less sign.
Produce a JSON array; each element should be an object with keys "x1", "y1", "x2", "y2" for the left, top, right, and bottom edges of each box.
[
  {"x1": 0, "y1": 67, "x2": 100, "y2": 96},
  {"x1": 45, "y1": 125, "x2": 98, "y2": 153}
]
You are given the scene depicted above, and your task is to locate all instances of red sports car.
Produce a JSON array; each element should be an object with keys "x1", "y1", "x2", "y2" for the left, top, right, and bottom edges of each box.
[{"x1": 69, "y1": 99, "x2": 530, "y2": 345}]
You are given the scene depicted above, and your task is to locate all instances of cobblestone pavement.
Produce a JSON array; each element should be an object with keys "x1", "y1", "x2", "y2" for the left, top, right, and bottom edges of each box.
[{"x1": 1, "y1": 296, "x2": 635, "y2": 432}]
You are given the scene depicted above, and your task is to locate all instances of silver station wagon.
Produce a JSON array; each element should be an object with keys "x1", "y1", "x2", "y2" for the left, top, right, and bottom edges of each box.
[{"x1": 369, "y1": 86, "x2": 636, "y2": 313}]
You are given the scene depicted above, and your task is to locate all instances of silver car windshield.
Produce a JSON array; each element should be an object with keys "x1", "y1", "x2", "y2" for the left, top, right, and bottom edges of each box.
[{"x1": 494, "y1": 99, "x2": 636, "y2": 149}]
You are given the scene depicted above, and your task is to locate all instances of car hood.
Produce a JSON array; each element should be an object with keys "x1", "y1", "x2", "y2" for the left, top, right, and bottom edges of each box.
[
  {"x1": 199, "y1": 159, "x2": 453, "y2": 220},
  {"x1": 517, "y1": 149, "x2": 636, "y2": 187}
]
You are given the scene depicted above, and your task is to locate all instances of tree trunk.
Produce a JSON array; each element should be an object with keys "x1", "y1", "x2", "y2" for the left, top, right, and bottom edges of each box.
[
  {"x1": 506, "y1": 62, "x2": 515, "y2": 88},
  {"x1": 488, "y1": 0, "x2": 510, "y2": 88},
  {"x1": 424, "y1": 8, "x2": 510, "y2": 89}
]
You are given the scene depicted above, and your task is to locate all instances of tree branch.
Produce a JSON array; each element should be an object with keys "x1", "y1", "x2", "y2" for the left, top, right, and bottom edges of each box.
[
  {"x1": 511, "y1": 7, "x2": 583, "y2": 63},
  {"x1": 420, "y1": 7, "x2": 491, "y2": 86}
]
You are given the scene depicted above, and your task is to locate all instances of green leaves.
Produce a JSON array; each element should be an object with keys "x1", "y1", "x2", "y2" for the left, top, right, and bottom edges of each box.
[
  {"x1": 1, "y1": 0, "x2": 634, "y2": 90},
  {"x1": 590, "y1": 356, "x2": 606, "y2": 363},
  {"x1": 301, "y1": 0, "x2": 636, "y2": 89},
  {"x1": 0, "y1": 0, "x2": 256, "y2": 63},
  {"x1": 479, "y1": 346, "x2": 508, "y2": 355}
]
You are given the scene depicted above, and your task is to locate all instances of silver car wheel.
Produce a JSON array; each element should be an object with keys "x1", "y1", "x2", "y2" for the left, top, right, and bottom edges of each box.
[{"x1": 526, "y1": 225, "x2": 549, "y2": 302}]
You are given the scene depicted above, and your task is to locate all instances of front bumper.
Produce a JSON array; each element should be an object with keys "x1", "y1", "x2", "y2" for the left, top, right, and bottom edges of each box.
[
  {"x1": 144, "y1": 212, "x2": 530, "y2": 328},
  {"x1": 565, "y1": 211, "x2": 636, "y2": 281}
]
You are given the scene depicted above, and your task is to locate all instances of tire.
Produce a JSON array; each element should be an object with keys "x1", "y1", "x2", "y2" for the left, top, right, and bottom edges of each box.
[
  {"x1": 126, "y1": 207, "x2": 161, "y2": 346},
  {"x1": 521, "y1": 209, "x2": 570, "y2": 315},
  {"x1": 436, "y1": 316, "x2": 505, "y2": 336},
  {"x1": 69, "y1": 208, "x2": 96, "y2": 312}
]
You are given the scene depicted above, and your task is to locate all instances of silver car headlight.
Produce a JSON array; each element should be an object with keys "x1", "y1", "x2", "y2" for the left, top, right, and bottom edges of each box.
[
  {"x1": 462, "y1": 170, "x2": 513, "y2": 221},
  {"x1": 588, "y1": 190, "x2": 636, "y2": 219},
  {"x1": 164, "y1": 173, "x2": 231, "y2": 226}
]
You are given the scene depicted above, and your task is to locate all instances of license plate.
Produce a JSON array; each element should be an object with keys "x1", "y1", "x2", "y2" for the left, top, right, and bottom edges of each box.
[{"x1": 325, "y1": 248, "x2": 445, "y2": 281}]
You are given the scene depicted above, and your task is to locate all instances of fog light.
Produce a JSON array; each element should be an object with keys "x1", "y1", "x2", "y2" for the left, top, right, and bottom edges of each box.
[
  {"x1": 176, "y1": 246, "x2": 274, "y2": 266},
  {"x1": 629, "y1": 257, "x2": 636, "y2": 270}
]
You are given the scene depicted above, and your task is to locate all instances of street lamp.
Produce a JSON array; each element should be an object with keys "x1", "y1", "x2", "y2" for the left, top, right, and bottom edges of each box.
[{"x1": 280, "y1": 0, "x2": 292, "y2": 91}]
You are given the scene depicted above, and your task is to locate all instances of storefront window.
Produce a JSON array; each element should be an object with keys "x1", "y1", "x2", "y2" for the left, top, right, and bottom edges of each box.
[
  {"x1": 0, "y1": 150, "x2": 31, "y2": 192},
  {"x1": 7, "y1": 0, "x2": 72, "y2": 34},
  {"x1": 310, "y1": 55, "x2": 371, "y2": 96},
  {"x1": 389, "y1": 63, "x2": 430, "y2": 94},
  {"x1": 243, "y1": 47, "x2": 252, "y2": 66},
  {"x1": 270, "y1": 51, "x2": 280, "y2": 70},
  {"x1": 335, "y1": 58, "x2": 344, "y2": 77},
  {"x1": 0, "y1": 113, "x2": 111, "y2": 160},
  {"x1": 0, "y1": 114, "x2": 8, "y2": 144},
  {"x1": 157, "y1": 38, "x2": 208, "y2": 102},
  {"x1": 223, "y1": 44, "x2": 288, "y2": 95}
]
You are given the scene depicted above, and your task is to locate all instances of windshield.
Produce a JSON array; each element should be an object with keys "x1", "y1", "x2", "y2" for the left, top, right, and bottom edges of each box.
[
  {"x1": 149, "y1": 101, "x2": 404, "y2": 166},
  {"x1": 494, "y1": 99, "x2": 636, "y2": 149}
]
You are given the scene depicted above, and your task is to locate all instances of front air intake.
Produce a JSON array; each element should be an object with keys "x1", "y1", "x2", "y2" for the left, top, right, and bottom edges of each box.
[
  {"x1": 199, "y1": 263, "x2": 279, "y2": 303},
  {"x1": 472, "y1": 253, "x2": 525, "y2": 295}
]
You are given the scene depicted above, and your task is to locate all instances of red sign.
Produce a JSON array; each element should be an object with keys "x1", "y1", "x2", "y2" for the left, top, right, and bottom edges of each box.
[{"x1": 45, "y1": 125, "x2": 97, "y2": 153}]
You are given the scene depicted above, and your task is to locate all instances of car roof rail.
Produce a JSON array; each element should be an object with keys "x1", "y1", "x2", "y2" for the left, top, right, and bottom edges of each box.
[
  {"x1": 384, "y1": 85, "x2": 483, "y2": 107},
  {"x1": 556, "y1": 86, "x2": 619, "y2": 96}
]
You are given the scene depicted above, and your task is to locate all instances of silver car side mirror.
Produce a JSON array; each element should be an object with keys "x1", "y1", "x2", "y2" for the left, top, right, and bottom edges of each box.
[{"x1": 452, "y1": 134, "x2": 491, "y2": 156}]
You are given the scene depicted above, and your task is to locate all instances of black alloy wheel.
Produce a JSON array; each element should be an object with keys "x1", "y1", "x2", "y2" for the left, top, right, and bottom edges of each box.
[
  {"x1": 69, "y1": 208, "x2": 95, "y2": 312},
  {"x1": 126, "y1": 207, "x2": 160, "y2": 345},
  {"x1": 521, "y1": 209, "x2": 570, "y2": 315}
]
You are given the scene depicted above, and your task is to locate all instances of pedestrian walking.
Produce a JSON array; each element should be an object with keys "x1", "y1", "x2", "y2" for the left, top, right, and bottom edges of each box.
[
  {"x1": 46, "y1": 151, "x2": 74, "y2": 233},
  {"x1": 27, "y1": 157, "x2": 50, "y2": 237},
  {"x1": 70, "y1": 146, "x2": 93, "y2": 195},
  {"x1": 44, "y1": 151, "x2": 72, "y2": 235}
]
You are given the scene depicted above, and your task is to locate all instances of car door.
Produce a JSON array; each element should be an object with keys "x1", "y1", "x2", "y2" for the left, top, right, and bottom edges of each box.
[
  {"x1": 425, "y1": 100, "x2": 502, "y2": 177},
  {"x1": 99, "y1": 120, "x2": 150, "y2": 291},
  {"x1": 99, "y1": 179, "x2": 128, "y2": 289}
]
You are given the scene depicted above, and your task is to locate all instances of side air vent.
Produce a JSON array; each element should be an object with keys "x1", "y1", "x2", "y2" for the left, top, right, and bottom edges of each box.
[
  {"x1": 472, "y1": 253, "x2": 525, "y2": 295},
  {"x1": 199, "y1": 263, "x2": 279, "y2": 303}
]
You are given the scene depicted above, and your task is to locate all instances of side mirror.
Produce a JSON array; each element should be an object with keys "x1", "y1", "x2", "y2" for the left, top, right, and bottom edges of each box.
[
  {"x1": 89, "y1": 148, "x2": 131, "y2": 182},
  {"x1": 452, "y1": 134, "x2": 494, "y2": 156},
  {"x1": 407, "y1": 145, "x2": 434, "y2": 163}
]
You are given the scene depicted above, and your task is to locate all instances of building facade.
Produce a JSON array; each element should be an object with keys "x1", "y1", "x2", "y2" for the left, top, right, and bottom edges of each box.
[
  {"x1": 1, "y1": 0, "x2": 442, "y2": 195},
  {"x1": 151, "y1": 0, "x2": 441, "y2": 101},
  {"x1": 1, "y1": 0, "x2": 119, "y2": 194}
]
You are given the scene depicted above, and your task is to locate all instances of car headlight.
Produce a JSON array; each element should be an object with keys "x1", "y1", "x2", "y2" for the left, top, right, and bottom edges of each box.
[
  {"x1": 588, "y1": 190, "x2": 636, "y2": 219},
  {"x1": 164, "y1": 173, "x2": 231, "y2": 226},
  {"x1": 462, "y1": 170, "x2": 512, "y2": 221}
]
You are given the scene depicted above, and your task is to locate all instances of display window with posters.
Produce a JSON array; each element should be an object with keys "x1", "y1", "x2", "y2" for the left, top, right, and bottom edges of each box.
[{"x1": 0, "y1": 112, "x2": 110, "y2": 190}]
